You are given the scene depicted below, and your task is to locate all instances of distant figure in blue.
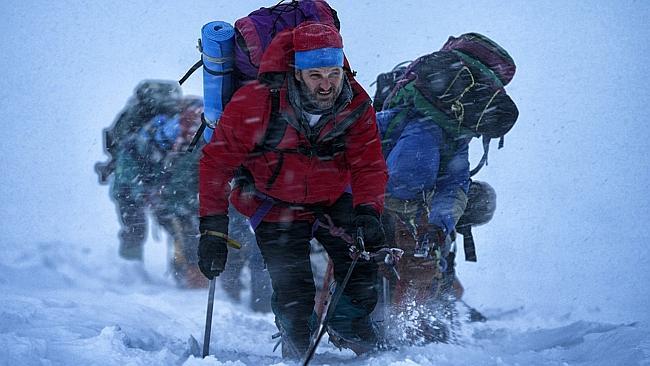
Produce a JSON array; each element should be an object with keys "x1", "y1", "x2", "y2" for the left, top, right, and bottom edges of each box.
[
  {"x1": 95, "y1": 80, "x2": 272, "y2": 307},
  {"x1": 95, "y1": 80, "x2": 208, "y2": 288}
]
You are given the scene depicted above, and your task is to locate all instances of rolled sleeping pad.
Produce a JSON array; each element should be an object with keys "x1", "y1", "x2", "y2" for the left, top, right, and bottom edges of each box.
[{"x1": 201, "y1": 21, "x2": 235, "y2": 142}]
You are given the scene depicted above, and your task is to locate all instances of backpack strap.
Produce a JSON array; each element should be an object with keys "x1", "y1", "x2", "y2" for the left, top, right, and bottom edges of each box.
[
  {"x1": 256, "y1": 88, "x2": 286, "y2": 151},
  {"x1": 470, "y1": 136, "x2": 491, "y2": 177},
  {"x1": 456, "y1": 225, "x2": 477, "y2": 262},
  {"x1": 469, "y1": 134, "x2": 506, "y2": 177},
  {"x1": 255, "y1": 88, "x2": 287, "y2": 190},
  {"x1": 320, "y1": 100, "x2": 371, "y2": 143}
]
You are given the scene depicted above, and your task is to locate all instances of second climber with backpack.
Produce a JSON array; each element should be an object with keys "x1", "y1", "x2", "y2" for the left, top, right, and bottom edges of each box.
[{"x1": 373, "y1": 33, "x2": 518, "y2": 344}]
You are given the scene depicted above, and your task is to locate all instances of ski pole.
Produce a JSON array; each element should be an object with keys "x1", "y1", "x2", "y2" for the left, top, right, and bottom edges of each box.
[
  {"x1": 302, "y1": 228, "x2": 366, "y2": 366},
  {"x1": 202, "y1": 264, "x2": 218, "y2": 358}
]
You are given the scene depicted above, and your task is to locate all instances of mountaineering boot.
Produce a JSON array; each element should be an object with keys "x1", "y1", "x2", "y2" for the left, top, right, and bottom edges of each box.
[
  {"x1": 326, "y1": 317, "x2": 383, "y2": 355},
  {"x1": 410, "y1": 252, "x2": 458, "y2": 345},
  {"x1": 281, "y1": 338, "x2": 308, "y2": 360},
  {"x1": 276, "y1": 320, "x2": 310, "y2": 360},
  {"x1": 325, "y1": 289, "x2": 382, "y2": 355}
]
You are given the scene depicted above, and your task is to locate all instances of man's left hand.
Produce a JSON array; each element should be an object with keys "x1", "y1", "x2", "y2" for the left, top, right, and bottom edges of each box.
[{"x1": 353, "y1": 205, "x2": 385, "y2": 252}]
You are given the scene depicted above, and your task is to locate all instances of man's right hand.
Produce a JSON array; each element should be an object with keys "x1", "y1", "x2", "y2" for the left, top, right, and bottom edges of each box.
[{"x1": 197, "y1": 215, "x2": 229, "y2": 280}]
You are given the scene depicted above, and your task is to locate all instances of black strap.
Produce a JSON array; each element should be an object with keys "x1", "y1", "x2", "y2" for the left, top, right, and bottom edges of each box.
[
  {"x1": 320, "y1": 101, "x2": 370, "y2": 143},
  {"x1": 260, "y1": 89, "x2": 286, "y2": 189},
  {"x1": 457, "y1": 226, "x2": 477, "y2": 262},
  {"x1": 203, "y1": 65, "x2": 234, "y2": 77},
  {"x1": 265, "y1": 151, "x2": 284, "y2": 190},
  {"x1": 269, "y1": 1, "x2": 303, "y2": 38},
  {"x1": 179, "y1": 59, "x2": 203, "y2": 86},
  {"x1": 470, "y1": 135, "x2": 506, "y2": 177},
  {"x1": 180, "y1": 57, "x2": 230, "y2": 152},
  {"x1": 186, "y1": 113, "x2": 212, "y2": 152},
  {"x1": 258, "y1": 89, "x2": 286, "y2": 151},
  {"x1": 470, "y1": 136, "x2": 491, "y2": 177}
]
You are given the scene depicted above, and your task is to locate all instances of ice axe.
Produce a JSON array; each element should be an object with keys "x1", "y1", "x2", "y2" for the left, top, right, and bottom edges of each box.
[
  {"x1": 202, "y1": 264, "x2": 218, "y2": 358},
  {"x1": 201, "y1": 234, "x2": 242, "y2": 358},
  {"x1": 302, "y1": 227, "x2": 368, "y2": 366}
]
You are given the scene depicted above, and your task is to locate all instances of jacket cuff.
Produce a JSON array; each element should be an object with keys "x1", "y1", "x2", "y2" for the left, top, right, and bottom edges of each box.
[{"x1": 199, "y1": 215, "x2": 229, "y2": 234}]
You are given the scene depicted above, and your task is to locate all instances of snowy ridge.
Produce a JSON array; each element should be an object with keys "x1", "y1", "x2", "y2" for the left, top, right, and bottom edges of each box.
[{"x1": 1, "y1": 241, "x2": 648, "y2": 365}]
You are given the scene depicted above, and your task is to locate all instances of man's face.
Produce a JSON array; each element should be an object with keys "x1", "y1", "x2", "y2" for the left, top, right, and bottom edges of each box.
[{"x1": 295, "y1": 67, "x2": 344, "y2": 110}]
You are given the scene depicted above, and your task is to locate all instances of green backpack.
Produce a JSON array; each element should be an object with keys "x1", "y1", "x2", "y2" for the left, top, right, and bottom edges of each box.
[{"x1": 377, "y1": 32, "x2": 519, "y2": 176}]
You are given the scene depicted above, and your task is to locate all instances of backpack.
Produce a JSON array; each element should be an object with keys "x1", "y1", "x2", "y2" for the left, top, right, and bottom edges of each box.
[
  {"x1": 143, "y1": 96, "x2": 204, "y2": 153},
  {"x1": 377, "y1": 32, "x2": 519, "y2": 176},
  {"x1": 109, "y1": 80, "x2": 183, "y2": 155},
  {"x1": 375, "y1": 33, "x2": 515, "y2": 262},
  {"x1": 182, "y1": 0, "x2": 341, "y2": 151},
  {"x1": 233, "y1": 0, "x2": 340, "y2": 84},
  {"x1": 135, "y1": 80, "x2": 183, "y2": 111},
  {"x1": 95, "y1": 80, "x2": 183, "y2": 184},
  {"x1": 133, "y1": 96, "x2": 204, "y2": 158},
  {"x1": 373, "y1": 61, "x2": 410, "y2": 112}
]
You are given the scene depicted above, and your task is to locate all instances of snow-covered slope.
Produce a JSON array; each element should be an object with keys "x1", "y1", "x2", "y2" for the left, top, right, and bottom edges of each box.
[
  {"x1": 1, "y1": 240, "x2": 648, "y2": 365},
  {"x1": 1, "y1": 1, "x2": 649, "y2": 365}
]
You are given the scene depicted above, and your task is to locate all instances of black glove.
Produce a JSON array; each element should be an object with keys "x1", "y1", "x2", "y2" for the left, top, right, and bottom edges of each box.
[
  {"x1": 353, "y1": 205, "x2": 385, "y2": 252},
  {"x1": 198, "y1": 215, "x2": 229, "y2": 280}
]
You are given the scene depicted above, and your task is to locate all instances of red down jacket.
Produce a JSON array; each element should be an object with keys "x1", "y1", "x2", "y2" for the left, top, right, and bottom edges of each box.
[{"x1": 199, "y1": 29, "x2": 387, "y2": 222}]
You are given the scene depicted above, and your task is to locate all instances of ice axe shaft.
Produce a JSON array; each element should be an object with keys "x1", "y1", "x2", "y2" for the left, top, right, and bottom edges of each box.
[{"x1": 202, "y1": 274, "x2": 217, "y2": 358}]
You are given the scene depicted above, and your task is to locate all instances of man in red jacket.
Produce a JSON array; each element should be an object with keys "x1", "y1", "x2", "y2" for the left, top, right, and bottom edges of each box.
[{"x1": 197, "y1": 22, "x2": 388, "y2": 358}]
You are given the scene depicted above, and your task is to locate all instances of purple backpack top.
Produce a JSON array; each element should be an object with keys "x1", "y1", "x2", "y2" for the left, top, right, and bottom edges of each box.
[
  {"x1": 440, "y1": 32, "x2": 516, "y2": 87},
  {"x1": 234, "y1": 0, "x2": 339, "y2": 83}
]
